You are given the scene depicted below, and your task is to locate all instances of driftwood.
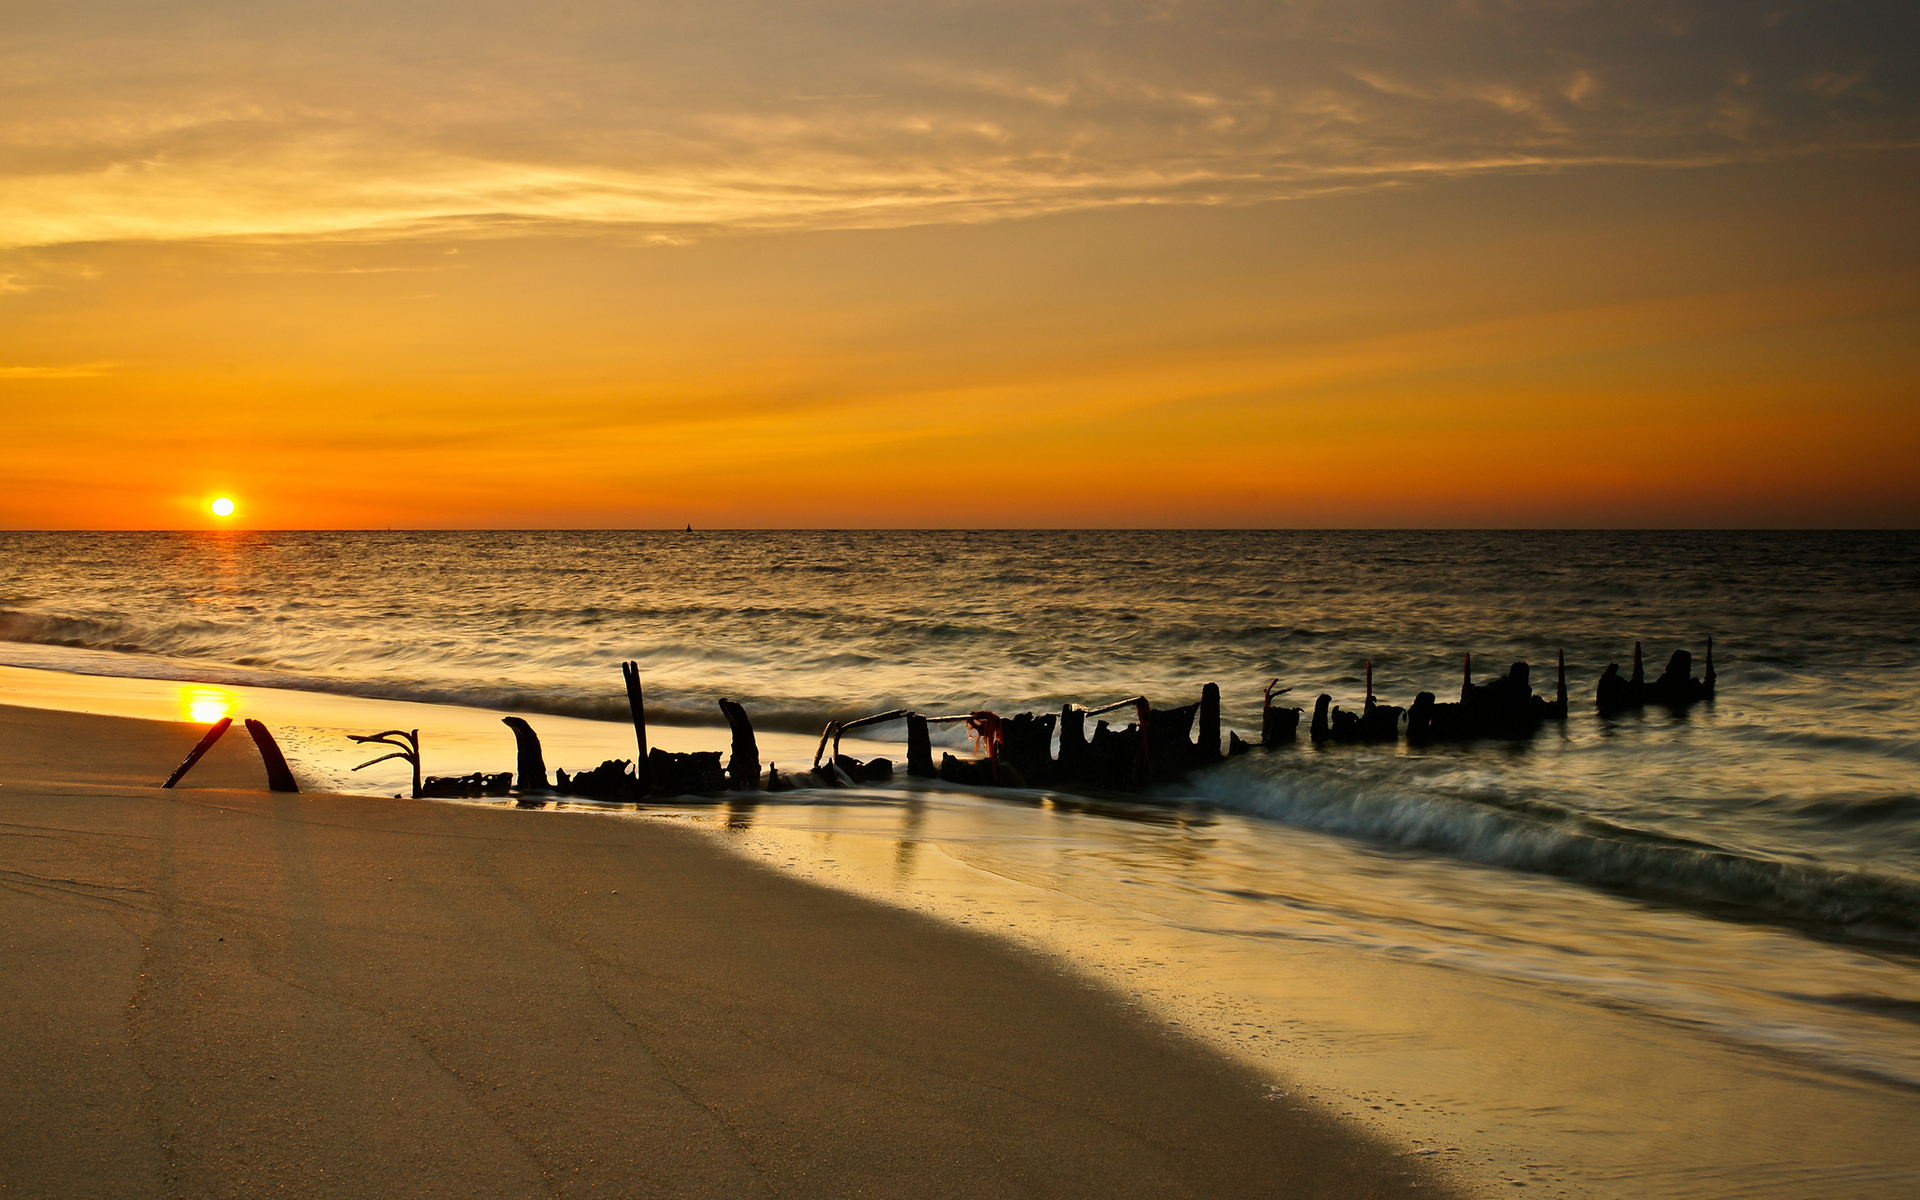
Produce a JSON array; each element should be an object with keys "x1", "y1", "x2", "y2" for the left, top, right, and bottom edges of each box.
[
  {"x1": 162, "y1": 717, "x2": 233, "y2": 788},
  {"x1": 349, "y1": 728, "x2": 421, "y2": 798},
  {"x1": 244, "y1": 719, "x2": 300, "y2": 793}
]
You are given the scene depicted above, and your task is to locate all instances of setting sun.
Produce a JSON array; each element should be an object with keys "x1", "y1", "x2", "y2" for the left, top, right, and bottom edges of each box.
[
  {"x1": 210, "y1": 497, "x2": 236, "y2": 517},
  {"x1": 179, "y1": 685, "x2": 234, "y2": 725}
]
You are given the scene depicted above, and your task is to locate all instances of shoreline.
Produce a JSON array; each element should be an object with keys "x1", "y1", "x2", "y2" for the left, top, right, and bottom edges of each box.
[
  {"x1": 7, "y1": 668, "x2": 1920, "y2": 1197},
  {"x1": 660, "y1": 794, "x2": 1920, "y2": 1196},
  {"x1": 0, "y1": 701, "x2": 1461, "y2": 1198}
]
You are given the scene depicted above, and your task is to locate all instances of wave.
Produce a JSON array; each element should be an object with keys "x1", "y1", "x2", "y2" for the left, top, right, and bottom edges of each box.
[
  {"x1": 1755, "y1": 727, "x2": 1920, "y2": 764},
  {"x1": 1791, "y1": 793, "x2": 1920, "y2": 829},
  {"x1": 1189, "y1": 759, "x2": 1920, "y2": 947}
]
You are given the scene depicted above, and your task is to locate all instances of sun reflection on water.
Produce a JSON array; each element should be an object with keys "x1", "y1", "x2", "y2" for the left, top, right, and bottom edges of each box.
[{"x1": 180, "y1": 686, "x2": 234, "y2": 725}]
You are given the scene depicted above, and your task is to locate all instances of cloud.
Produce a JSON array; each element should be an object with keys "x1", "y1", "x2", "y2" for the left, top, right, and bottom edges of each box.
[
  {"x1": 0, "y1": 364, "x2": 114, "y2": 378},
  {"x1": 1, "y1": 0, "x2": 1914, "y2": 247}
]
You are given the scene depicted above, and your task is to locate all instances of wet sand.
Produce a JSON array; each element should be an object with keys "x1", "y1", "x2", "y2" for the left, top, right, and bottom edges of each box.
[{"x1": 0, "y1": 703, "x2": 1458, "y2": 1199}]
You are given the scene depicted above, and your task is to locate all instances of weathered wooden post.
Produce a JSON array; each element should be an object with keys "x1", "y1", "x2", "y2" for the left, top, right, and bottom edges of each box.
[
  {"x1": 1556, "y1": 649, "x2": 1568, "y2": 716},
  {"x1": 501, "y1": 717, "x2": 550, "y2": 791},
  {"x1": 162, "y1": 717, "x2": 233, "y2": 788},
  {"x1": 717, "y1": 698, "x2": 761, "y2": 790},
  {"x1": 1460, "y1": 653, "x2": 1472, "y2": 704},
  {"x1": 906, "y1": 714, "x2": 936, "y2": 777},
  {"x1": 621, "y1": 661, "x2": 651, "y2": 795},
  {"x1": 1057, "y1": 705, "x2": 1088, "y2": 783},
  {"x1": 1408, "y1": 692, "x2": 1435, "y2": 741},
  {"x1": 1198, "y1": 682, "x2": 1221, "y2": 763},
  {"x1": 1144, "y1": 700, "x2": 1198, "y2": 782},
  {"x1": 1133, "y1": 699, "x2": 1151, "y2": 788},
  {"x1": 1260, "y1": 680, "x2": 1298, "y2": 746},
  {"x1": 1311, "y1": 694, "x2": 1331, "y2": 743},
  {"x1": 243, "y1": 719, "x2": 300, "y2": 793}
]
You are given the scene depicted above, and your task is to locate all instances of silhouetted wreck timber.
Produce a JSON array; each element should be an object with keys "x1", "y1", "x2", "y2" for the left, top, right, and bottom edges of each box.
[
  {"x1": 163, "y1": 717, "x2": 233, "y2": 789},
  {"x1": 551, "y1": 748, "x2": 728, "y2": 801},
  {"x1": 1408, "y1": 651, "x2": 1569, "y2": 742},
  {"x1": 164, "y1": 716, "x2": 302, "y2": 792},
  {"x1": 501, "y1": 716, "x2": 550, "y2": 791},
  {"x1": 718, "y1": 697, "x2": 760, "y2": 790},
  {"x1": 1261, "y1": 680, "x2": 1301, "y2": 746},
  {"x1": 1000, "y1": 711, "x2": 1057, "y2": 784},
  {"x1": 349, "y1": 728, "x2": 423, "y2": 797},
  {"x1": 1596, "y1": 639, "x2": 1716, "y2": 713},
  {"x1": 420, "y1": 772, "x2": 512, "y2": 798},
  {"x1": 245, "y1": 720, "x2": 301, "y2": 793},
  {"x1": 622, "y1": 660, "x2": 652, "y2": 794},
  {"x1": 813, "y1": 691, "x2": 1233, "y2": 796},
  {"x1": 379, "y1": 645, "x2": 1724, "y2": 810},
  {"x1": 807, "y1": 707, "x2": 923, "y2": 786},
  {"x1": 1310, "y1": 663, "x2": 1402, "y2": 745}
]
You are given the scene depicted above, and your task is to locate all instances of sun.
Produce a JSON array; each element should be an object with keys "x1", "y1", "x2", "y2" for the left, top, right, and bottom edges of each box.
[{"x1": 210, "y1": 497, "x2": 236, "y2": 517}]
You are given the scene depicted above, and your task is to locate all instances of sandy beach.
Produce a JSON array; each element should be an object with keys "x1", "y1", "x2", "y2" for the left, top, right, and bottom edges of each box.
[{"x1": 0, "y1": 702, "x2": 1458, "y2": 1199}]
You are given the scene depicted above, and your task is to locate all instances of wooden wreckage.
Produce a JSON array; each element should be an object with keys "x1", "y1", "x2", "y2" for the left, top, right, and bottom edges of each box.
[{"x1": 319, "y1": 642, "x2": 1716, "y2": 805}]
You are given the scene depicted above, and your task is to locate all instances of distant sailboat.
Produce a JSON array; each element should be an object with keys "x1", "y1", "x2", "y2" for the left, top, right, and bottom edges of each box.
[{"x1": 685, "y1": 522, "x2": 692, "y2": 532}]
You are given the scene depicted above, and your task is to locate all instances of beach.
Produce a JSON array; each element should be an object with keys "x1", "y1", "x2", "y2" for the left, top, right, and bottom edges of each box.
[{"x1": 0, "y1": 702, "x2": 1458, "y2": 1199}]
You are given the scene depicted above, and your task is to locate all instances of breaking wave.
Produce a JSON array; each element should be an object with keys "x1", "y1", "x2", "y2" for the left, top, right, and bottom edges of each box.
[{"x1": 1191, "y1": 758, "x2": 1920, "y2": 947}]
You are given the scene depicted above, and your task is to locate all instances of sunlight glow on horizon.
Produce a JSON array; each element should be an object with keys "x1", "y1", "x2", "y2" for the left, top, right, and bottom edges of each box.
[{"x1": 181, "y1": 686, "x2": 234, "y2": 725}]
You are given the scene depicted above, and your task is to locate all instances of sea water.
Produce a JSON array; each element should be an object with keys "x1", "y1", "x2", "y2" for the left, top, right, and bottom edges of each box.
[{"x1": 3, "y1": 529, "x2": 1917, "y2": 1196}]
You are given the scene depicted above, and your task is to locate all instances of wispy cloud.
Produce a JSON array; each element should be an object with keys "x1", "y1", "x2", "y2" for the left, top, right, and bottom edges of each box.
[
  {"x1": 0, "y1": 363, "x2": 114, "y2": 378},
  {"x1": 1, "y1": 0, "x2": 1913, "y2": 248}
]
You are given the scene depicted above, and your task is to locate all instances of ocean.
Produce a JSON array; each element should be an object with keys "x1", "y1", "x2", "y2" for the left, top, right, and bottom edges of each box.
[{"x1": 4, "y1": 529, "x2": 1918, "y2": 1197}]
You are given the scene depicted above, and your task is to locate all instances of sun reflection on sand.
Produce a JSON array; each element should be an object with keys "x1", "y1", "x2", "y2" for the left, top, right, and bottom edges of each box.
[{"x1": 180, "y1": 685, "x2": 234, "y2": 725}]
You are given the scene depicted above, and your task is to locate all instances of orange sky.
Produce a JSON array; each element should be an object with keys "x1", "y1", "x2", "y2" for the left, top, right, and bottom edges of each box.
[{"x1": 3, "y1": 2, "x2": 1916, "y2": 528}]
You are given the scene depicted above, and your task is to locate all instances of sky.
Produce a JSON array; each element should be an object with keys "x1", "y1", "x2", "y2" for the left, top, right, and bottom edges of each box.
[{"x1": 2, "y1": 0, "x2": 1916, "y2": 528}]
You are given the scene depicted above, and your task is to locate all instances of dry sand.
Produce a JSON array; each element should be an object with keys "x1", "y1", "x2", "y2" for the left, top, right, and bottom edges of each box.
[{"x1": 0, "y1": 703, "x2": 1460, "y2": 1199}]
